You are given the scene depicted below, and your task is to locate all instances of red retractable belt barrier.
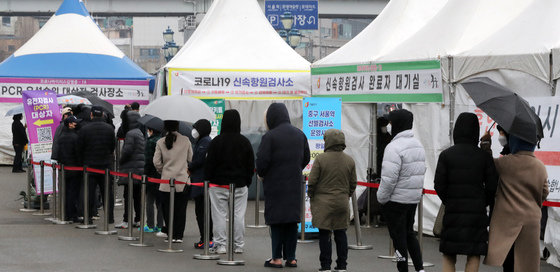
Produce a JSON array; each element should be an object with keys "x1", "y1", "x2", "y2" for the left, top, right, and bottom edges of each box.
[
  {"x1": 85, "y1": 168, "x2": 105, "y2": 175},
  {"x1": 31, "y1": 161, "x2": 41, "y2": 166},
  {"x1": 43, "y1": 162, "x2": 52, "y2": 167}
]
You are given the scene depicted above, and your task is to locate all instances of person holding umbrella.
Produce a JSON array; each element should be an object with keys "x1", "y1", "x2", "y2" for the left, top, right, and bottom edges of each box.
[{"x1": 11, "y1": 114, "x2": 28, "y2": 173}]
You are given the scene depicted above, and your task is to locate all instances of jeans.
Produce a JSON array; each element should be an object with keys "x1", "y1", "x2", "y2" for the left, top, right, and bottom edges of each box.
[
  {"x1": 12, "y1": 144, "x2": 24, "y2": 171},
  {"x1": 122, "y1": 183, "x2": 141, "y2": 223},
  {"x1": 194, "y1": 193, "x2": 213, "y2": 241},
  {"x1": 209, "y1": 186, "x2": 248, "y2": 249},
  {"x1": 146, "y1": 184, "x2": 164, "y2": 229},
  {"x1": 270, "y1": 223, "x2": 298, "y2": 261},
  {"x1": 319, "y1": 229, "x2": 348, "y2": 269},
  {"x1": 160, "y1": 190, "x2": 189, "y2": 239},
  {"x1": 383, "y1": 201, "x2": 423, "y2": 272}
]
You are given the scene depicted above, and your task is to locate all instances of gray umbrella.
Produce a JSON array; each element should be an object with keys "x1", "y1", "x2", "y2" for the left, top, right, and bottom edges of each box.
[
  {"x1": 461, "y1": 77, "x2": 544, "y2": 144},
  {"x1": 141, "y1": 95, "x2": 215, "y2": 123},
  {"x1": 138, "y1": 114, "x2": 193, "y2": 138}
]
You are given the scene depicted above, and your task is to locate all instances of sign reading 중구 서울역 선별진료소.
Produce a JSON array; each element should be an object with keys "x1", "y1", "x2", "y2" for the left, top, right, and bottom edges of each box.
[
  {"x1": 302, "y1": 97, "x2": 342, "y2": 233},
  {"x1": 22, "y1": 90, "x2": 62, "y2": 195},
  {"x1": 265, "y1": 0, "x2": 318, "y2": 30},
  {"x1": 311, "y1": 60, "x2": 443, "y2": 103}
]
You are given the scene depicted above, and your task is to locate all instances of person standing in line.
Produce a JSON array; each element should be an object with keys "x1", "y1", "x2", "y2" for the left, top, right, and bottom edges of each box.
[
  {"x1": 56, "y1": 116, "x2": 82, "y2": 222},
  {"x1": 189, "y1": 119, "x2": 214, "y2": 249},
  {"x1": 115, "y1": 111, "x2": 145, "y2": 229},
  {"x1": 483, "y1": 133, "x2": 548, "y2": 272},
  {"x1": 308, "y1": 129, "x2": 356, "y2": 272},
  {"x1": 144, "y1": 126, "x2": 164, "y2": 235},
  {"x1": 51, "y1": 107, "x2": 73, "y2": 163},
  {"x1": 205, "y1": 110, "x2": 254, "y2": 254},
  {"x1": 11, "y1": 114, "x2": 28, "y2": 173},
  {"x1": 257, "y1": 103, "x2": 310, "y2": 268},
  {"x1": 76, "y1": 106, "x2": 115, "y2": 224},
  {"x1": 434, "y1": 113, "x2": 498, "y2": 272},
  {"x1": 153, "y1": 120, "x2": 193, "y2": 242},
  {"x1": 377, "y1": 109, "x2": 426, "y2": 272},
  {"x1": 496, "y1": 125, "x2": 511, "y2": 156}
]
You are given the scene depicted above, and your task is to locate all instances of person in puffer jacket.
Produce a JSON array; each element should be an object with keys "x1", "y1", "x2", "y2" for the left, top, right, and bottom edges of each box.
[{"x1": 377, "y1": 109, "x2": 426, "y2": 272}]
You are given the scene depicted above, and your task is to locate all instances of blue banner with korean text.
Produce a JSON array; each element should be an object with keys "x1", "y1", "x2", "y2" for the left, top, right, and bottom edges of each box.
[{"x1": 265, "y1": 0, "x2": 319, "y2": 30}]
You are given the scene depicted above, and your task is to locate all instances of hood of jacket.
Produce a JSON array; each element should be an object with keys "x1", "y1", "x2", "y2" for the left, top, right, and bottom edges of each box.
[
  {"x1": 221, "y1": 109, "x2": 241, "y2": 134},
  {"x1": 324, "y1": 129, "x2": 346, "y2": 152},
  {"x1": 509, "y1": 134, "x2": 536, "y2": 154},
  {"x1": 193, "y1": 119, "x2": 212, "y2": 138},
  {"x1": 453, "y1": 112, "x2": 479, "y2": 146},
  {"x1": 266, "y1": 103, "x2": 290, "y2": 130},
  {"x1": 127, "y1": 111, "x2": 141, "y2": 130},
  {"x1": 388, "y1": 109, "x2": 413, "y2": 136}
]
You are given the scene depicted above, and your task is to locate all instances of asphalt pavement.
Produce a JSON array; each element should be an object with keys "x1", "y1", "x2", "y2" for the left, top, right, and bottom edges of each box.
[{"x1": 0, "y1": 166, "x2": 557, "y2": 272}]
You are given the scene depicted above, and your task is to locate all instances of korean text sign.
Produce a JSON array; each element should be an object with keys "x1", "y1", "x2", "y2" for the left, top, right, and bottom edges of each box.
[
  {"x1": 202, "y1": 99, "x2": 225, "y2": 138},
  {"x1": 265, "y1": 0, "x2": 318, "y2": 30},
  {"x1": 22, "y1": 90, "x2": 62, "y2": 194},
  {"x1": 301, "y1": 97, "x2": 342, "y2": 233}
]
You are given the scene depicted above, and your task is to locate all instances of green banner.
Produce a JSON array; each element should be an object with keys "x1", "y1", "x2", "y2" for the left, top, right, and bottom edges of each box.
[{"x1": 202, "y1": 99, "x2": 225, "y2": 138}]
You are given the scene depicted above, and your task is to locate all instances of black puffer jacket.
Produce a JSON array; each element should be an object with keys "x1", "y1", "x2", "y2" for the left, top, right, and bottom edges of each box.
[
  {"x1": 205, "y1": 110, "x2": 254, "y2": 188},
  {"x1": 56, "y1": 126, "x2": 81, "y2": 178},
  {"x1": 257, "y1": 103, "x2": 310, "y2": 225},
  {"x1": 434, "y1": 112, "x2": 498, "y2": 255},
  {"x1": 51, "y1": 121, "x2": 64, "y2": 160},
  {"x1": 189, "y1": 119, "x2": 212, "y2": 198},
  {"x1": 77, "y1": 117, "x2": 115, "y2": 169},
  {"x1": 119, "y1": 111, "x2": 145, "y2": 178}
]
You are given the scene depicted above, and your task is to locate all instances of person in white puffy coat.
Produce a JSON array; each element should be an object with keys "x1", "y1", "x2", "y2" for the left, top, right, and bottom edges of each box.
[{"x1": 377, "y1": 109, "x2": 426, "y2": 272}]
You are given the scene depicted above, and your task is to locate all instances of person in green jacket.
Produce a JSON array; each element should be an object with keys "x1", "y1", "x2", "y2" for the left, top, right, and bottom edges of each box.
[
  {"x1": 144, "y1": 127, "x2": 164, "y2": 234},
  {"x1": 308, "y1": 129, "x2": 357, "y2": 272}
]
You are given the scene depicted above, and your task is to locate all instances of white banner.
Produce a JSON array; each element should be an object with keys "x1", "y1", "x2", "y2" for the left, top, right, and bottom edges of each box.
[{"x1": 167, "y1": 68, "x2": 310, "y2": 98}]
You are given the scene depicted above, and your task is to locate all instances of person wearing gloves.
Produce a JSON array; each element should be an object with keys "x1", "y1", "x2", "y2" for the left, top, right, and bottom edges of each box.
[
  {"x1": 377, "y1": 109, "x2": 426, "y2": 272},
  {"x1": 188, "y1": 119, "x2": 214, "y2": 249},
  {"x1": 257, "y1": 103, "x2": 310, "y2": 268},
  {"x1": 308, "y1": 129, "x2": 356, "y2": 272},
  {"x1": 205, "y1": 110, "x2": 254, "y2": 254},
  {"x1": 153, "y1": 120, "x2": 193, "y2": 242}
]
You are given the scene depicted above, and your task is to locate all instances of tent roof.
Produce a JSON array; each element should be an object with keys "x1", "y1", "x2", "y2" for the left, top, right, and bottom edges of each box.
[
  {"x1": 0, "y1": 0, "x2": 152, "y2": 80},
  {"x1": 452, "y1": 0, "x2": 560, "y2": 83},
  {"x1": 164, "y1": 0, "x2": 309, "y2": 71},
  {"x1": 313, "y1": 0, "x2": 448, "y2": 68}
]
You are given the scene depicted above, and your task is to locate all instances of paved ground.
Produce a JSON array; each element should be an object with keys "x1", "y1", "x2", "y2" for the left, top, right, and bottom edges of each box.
[{"x1": 0, "y1": 166, "x2": 557, "y2": 272}]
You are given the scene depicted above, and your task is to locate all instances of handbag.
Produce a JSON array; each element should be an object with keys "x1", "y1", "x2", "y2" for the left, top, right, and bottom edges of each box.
[{"x1": 433, "y1": 203, "x2": 445, "y2": 237}]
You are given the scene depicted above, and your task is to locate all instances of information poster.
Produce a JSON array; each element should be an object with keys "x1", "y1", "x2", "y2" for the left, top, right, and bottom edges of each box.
[
  {"x1": 22, "y1": 90, "x2": 62, "y2": 194},
  {"x1": 301, "y1": 97, "x2": 342, "y2": 233},
  {"x1": 202, "y1": 99, "x2": 225, "y2": 138}
]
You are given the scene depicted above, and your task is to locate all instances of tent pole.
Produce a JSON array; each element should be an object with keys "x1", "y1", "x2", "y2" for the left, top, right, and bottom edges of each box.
[
  {"x1": 448, "y1": 56, "x2": 455, "y2": 141},
  {"x1": 551, "y1": 53, "x2": 557, "y2": 96}
]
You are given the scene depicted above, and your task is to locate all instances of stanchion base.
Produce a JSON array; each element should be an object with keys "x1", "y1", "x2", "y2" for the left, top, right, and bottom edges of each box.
[
  {"x1": 19, "y1": 208, "x2": 38, "y2": 212},
  {"x1": 118, "y1": 236, "x2": 139, "y2": 241},
  {"x1": 44, "y1": 217, "x2": 57, "y2": 222},
  {"x1": 392, "y1": 260, "x2": 435, "y2": 267},
  {"x1": 297, "y1": 239, "x2": 315, "y2": 244},
  {"x1": 130, "y1": 242, "x2": 153, "y2": 247},
  {"x1": 114, "y1": 203, "x2": 123, "y2": 207},
  {"x1": 377, "y1": 255, "x2": 396, "y2": 260},
  {"x1": 246, "y1": 224, "x2": 268, "y2": 229},
  {"x1": 348, "y1": 244, "x2": 373, "y2": 250},
  {"x1": 361, "y1": 225, "x2": 373, "y2": 229},
  {"x1": 158, "y1": 248, "x2": 184, "y2": 253},
  {"x1": 95, "y1": 230, "x2": 118, "y2": 235},
  {"x1": 259, "y1": 210, "x2": 264, "y2": 213},
  {"x1": 217, "y1": 260, "x2": 245, "y2": 266},
  {"x1": 32, "y1": 212, "x2": 52, "y2": 216},
  {"x1": 193, "y1": 254, "x2": 220, "y2": 260},
  {"x1": 76, "y1": 224, "x2": 97, "y2": 229},
  {"x1": 54, "y1": 220, "x2": 73, "y2": 225}
]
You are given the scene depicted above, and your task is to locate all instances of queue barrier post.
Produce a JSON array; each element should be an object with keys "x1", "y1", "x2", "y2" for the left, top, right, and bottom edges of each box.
[
  {"x1": 118, "y1": 172, "x2": 139, "y2": 241},
  {"x1": 114, "y1": 139, "x2": 123, "y2": 207},
  {"x1": 45, "y1": 163, "x2": 58, "y2": 222},
  {"x1": 33, "y1": 161, "x2": 51, "y2": 216},
  {"x1": 194, "y1": 180, "x2": 220, "y2": 260},
  {"x1": 362, "y1": 176, "x2": 372, "y2": 229},
  {"x1": 247, "y1": 175, "x2": 266, "y2": 229},
  {"x1": 348, "y1": 191, "x2": 373, "y2": 250},
  {"x1": 217, "y1": 183, "x2": 245, "y2": 266},
  {"x1": 158, "y1": 178, "x2": 183, "y2": 253},
  {"x1": 298, "y1": 177, "x2": 313, "y2": 244},
  {"x1": 20, "y1": 159, "x2": 37, "y2": 212},
  {"x1": 95, "y1": 169, "x2": 118, "y2": 235},
  {"x1": 130, "y1": 175, "x2": 152, "y2": 247},
  {"x1": 55, "y1": 164, "x2": 72, "y2": 225},
  {"x1": 411, "y1": 193, "x2": 434, "y2": 267},
  {"x1": 76, "y1": 166, "x2": 96, "y2": 229}
]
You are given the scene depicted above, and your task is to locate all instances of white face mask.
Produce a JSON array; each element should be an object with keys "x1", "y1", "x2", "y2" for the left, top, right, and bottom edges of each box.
[
  {"x1": 147, "y1": 130, "x2": 152, "y2": 137},
  {"x1": 191, "y1": 128, "x2": 199, "y2": 139},
  {"x1": 498, "y1": 135, "x2": 508, "y2": 147},
  {"x1": 381, "y1": 127, "x2": 388, "y2": 134},
  {"x1": 386, "y1": 124, "x2": 392, "y2": 135}
]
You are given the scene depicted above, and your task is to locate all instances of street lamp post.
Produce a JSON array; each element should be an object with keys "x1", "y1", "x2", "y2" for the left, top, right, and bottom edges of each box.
[
  {"x1": 278, "y1": 12, "x2": 302, "y2": 49},
  {"x1": 162, "y1": 26, "x2": 179, "y2": 62}
]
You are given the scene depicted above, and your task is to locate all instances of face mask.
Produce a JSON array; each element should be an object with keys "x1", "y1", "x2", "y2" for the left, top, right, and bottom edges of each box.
[
  {"x1": 386, "y1": 124, "x2": 392, "y2": 135},
  {"x1": 191, "y1": 129, "x2": 199, "y2": 139},
  {"x1": 498, "y1": 135, "x2": 508, "y2": 147},
  {"x1": 381, "y1": 127, "x2": 388, "y2": 134}
]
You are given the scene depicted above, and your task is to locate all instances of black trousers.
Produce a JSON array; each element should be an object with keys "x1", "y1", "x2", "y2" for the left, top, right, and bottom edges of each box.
[
  {"x1": 270, "y1": 223, "x2": 298, "y2": 261},
  {"x1": 12, "y1": 144, "x2": 24, "y2": 171},
  {"x1": 194, "y1": 194, "x2": 213, "y2": 241},
  {"x1": 87, "y1": 172, "x2": 114, "y2": 223},
  {"x1": 319, "y1": 229, "x2": 348, "y2": 270},
  {"x1": 161, "y1": 190, "x2": 189, "y2": 239},
  {"x1": 383, "y1": 201, "x2": 423, "y2": 272},
  {"x1": 146, "y1": 184, "x2": 164, "y2": 229},
  {"x1": 123, "y1": 183, "x2": 141, "y2": 223},
  {"x1": 65, "y1": 174, "x2": 81, "y2": 220},
  {"x1": 503, "y1": 244, "x2": 514, "y2": 272}
]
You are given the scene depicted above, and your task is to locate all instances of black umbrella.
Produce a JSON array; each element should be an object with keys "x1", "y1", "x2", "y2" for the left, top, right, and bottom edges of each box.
[
  {"x1": 138, "y1": 114, "x2": 193, "y2": 139},
  {"x1": 461, "y1": 77, "x2": 544, "y2": 145},
  {"x1": 72, "y1": 91, "x2": 114, "y2": 117}
]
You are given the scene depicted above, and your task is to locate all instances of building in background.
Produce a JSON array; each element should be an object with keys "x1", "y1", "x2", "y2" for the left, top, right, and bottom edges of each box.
[{"x1": 0, "y1": 16, "x2": 40, "y2": 61}]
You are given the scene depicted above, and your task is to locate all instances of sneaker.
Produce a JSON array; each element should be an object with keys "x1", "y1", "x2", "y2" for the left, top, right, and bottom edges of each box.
[
  {"x1": 333, "y1": 267, "x2": 347, "y2": 272},
  {"x1": 114, "y1": 222, "x2": 128, "y2": 229},
  {"x1": 195, "y1": 241, "x2": 214, "y2": 249},
  {"x1": 133, "y1": 221, "x2": 141, "y2": 228},
  {"x1": 92, "y1": 215, "x2": 100, "y2": 220},
  {"x1": 174, "y1": 239, "x2": 183, "y2": 243},
  {"x1": 142, "y1": 225, "x2": 154, "y2": 233},
  {"x1": 234, "y1": 248, "x2": 244, "y2": 254},
  {"x1": 210, "y1": 245, "x2": 226, "y2": 254},
  {"x1": 154, "y1": 226, "x2": 162, "y2": 232},
  {"x1": 155, "y1": 231, "x2": 167, "y2": 238},
  {"x1": 319, "y1": 269, "x2": 331, "y2": 272}
]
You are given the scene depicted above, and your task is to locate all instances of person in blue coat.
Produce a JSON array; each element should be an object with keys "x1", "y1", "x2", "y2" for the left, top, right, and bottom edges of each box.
[{"x1": 257, "y1": 103, "x2": 310, "y2": 268}]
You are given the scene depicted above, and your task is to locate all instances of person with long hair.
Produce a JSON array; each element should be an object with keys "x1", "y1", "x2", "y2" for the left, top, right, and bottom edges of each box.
[{"x1": 153, "y1": 120, "x2": 193, "y2": 242}]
